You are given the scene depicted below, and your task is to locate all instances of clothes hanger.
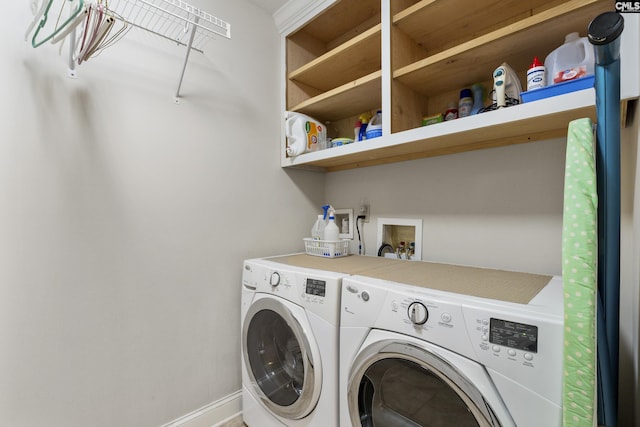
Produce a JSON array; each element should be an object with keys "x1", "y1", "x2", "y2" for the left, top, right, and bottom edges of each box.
[
  {"x1": 76, "y1": 2, "x2": 108, "y2": 63},
  {"x1": 25, "y1": 0, "x2": 49, "y2": 41},
  {"x1": 85, "y1": 5, "x2": 130, "y2": 59},
  {"x1": 80, "y1": 13, "x2": 115, "y2": 62},
  {"x1": 50, "y1": 2, "x2": 89, "y2": 44},
  {"x1": 77, "y1": 1, "x2": 129, "y2": 63},
  {"x1": 31, "y1": 0, "x2": 85, "y2": 48}
]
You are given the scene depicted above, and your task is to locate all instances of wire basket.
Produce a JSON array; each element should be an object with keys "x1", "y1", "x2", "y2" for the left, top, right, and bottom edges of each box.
[{"x1": 303, "y1": 238, "x2": 349, "y2": 258}]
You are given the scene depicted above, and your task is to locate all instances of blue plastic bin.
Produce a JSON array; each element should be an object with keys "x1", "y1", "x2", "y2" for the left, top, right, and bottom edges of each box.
[{"x1": 520, "y1": 75, "x2": 595, "y2": 103}]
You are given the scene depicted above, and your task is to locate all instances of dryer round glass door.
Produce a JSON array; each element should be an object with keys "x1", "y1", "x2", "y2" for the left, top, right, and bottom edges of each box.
[
  {"x1": 242, "y1": 297, "x2": 321, "y2": 419},
  {"x1": 348, "y1": 340, "x2": 504, "y2": 427}
]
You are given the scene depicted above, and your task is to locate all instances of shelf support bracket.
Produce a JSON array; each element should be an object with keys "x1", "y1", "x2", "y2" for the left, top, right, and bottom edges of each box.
[{"x1": 174, "y1": 15, "x2": 199, "y2": 103}]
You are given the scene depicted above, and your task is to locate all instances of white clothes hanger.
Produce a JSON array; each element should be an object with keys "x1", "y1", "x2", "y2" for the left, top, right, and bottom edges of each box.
[
  {"x1": 51, "y1": 2, "x2": 89, "y2": 44},
  {"x1": 24, "y1": 0, "x2": 48, "y2": 41}
]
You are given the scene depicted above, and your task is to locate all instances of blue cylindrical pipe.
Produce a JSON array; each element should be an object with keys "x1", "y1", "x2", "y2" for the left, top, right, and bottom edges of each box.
[{"x1": 588, "y1": 11, "x2": 624, "y2": 427}]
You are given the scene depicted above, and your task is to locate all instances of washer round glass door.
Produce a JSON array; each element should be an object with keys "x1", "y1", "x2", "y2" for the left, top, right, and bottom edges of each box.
[
  {"x1": 242, "y1": 296, "x2": 321, "y2": 419},
  {"x1": 348, "y1": 340, "x2": 503, "y2": 427}
]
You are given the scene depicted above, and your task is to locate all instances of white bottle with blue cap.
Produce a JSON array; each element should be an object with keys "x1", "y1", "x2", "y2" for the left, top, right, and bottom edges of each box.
[{"x1": 324, "y1": 207, "x2": 340, "y2": 242}]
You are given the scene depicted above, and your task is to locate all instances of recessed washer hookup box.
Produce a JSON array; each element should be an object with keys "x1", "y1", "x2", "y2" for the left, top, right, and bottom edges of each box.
[{"x1": 521, "y1": 75, "x2": 595, "y2": 103}]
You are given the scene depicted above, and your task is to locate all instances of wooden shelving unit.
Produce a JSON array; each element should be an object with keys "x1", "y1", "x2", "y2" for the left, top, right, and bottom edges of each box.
[
  {"x1": 281, "y1": 0, "x2": 634, "y2": 172},
  {"x1": 285, "y1": 0, "x2": 381, "y2": 138},
  {"x1": 283, "y1": 89, "x2": 597, "y2": 172},
  {"x1": 393, "y1": 0, "x2": 609, "y2": 98}
]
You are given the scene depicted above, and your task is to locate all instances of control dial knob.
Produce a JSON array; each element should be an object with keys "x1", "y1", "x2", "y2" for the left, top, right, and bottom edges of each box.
[
  {"x1": 407, "y1": 302, "x2": 429, "y2": 325},
  {"x1": 269, "y1": 272, "x2": 281, "y2": 287}
]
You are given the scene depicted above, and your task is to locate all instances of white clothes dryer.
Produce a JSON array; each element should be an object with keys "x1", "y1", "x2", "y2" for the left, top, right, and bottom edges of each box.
[
  {"x1": 339, "y1": 264, "x2": 564, "y2": 427},
  {"x1": 241, "y1": 257, "x2": 347, "y2": 427}
]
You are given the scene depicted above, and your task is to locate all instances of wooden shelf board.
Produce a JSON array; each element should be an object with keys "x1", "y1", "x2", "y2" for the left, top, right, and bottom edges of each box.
[
  {"x1": 393, "y1": 0, "x2": 554, "y2": 54},
  {"x1": 290, "y1": 71, "x2": 382, "y2": 122},
  {"x1": 283, "y1": 90, "x2": 597, "y2": 172},
  {"x1": 288, "y1": 24, "x2": 381, "y2": 92},
  {"x1": 393, "y1": 0, "x2": 609, "y2": 95},
  {"x1": 295, "y1": 0, "x2": 380, "y2": 44}
]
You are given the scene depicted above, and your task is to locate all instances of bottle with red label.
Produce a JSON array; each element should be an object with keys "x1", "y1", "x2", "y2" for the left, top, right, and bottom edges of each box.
[
  {"x1": 444, "y1": 102, "x2": 458, "y2": 121},
  {"x1": 526, "y1": 56, "x2": 546, "y2": 91},
  {"x1": 544, "y1": 32, "x2": 595, "y2": 86}
]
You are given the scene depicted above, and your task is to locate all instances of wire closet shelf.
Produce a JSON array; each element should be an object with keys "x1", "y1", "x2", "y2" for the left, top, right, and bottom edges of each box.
[{"x1": 108, "y1": 0, "x2": 231, "y2": 54}]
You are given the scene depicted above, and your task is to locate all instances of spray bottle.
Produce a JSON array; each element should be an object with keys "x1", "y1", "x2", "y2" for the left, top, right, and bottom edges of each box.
[
  {"x1": 324, "y1": 206, "x2": 340, "y2": 242},
  {"x1": 358, "y1": 113, "x2": 371, "y2": 141}
]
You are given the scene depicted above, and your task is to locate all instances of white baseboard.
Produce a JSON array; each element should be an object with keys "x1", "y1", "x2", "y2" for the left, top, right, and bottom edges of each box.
[{"x1": 161, "y1": 391, "x2": 242, "y2": 427}]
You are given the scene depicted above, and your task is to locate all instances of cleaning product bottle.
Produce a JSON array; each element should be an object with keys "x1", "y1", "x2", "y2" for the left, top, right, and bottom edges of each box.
[
  {"x1": 544, "y1": 32, "x2": 595, "y2": 86},
  {"x1": 470, "y1": 83, "x2": 485, "y2": 115},
  {"x1": 366, "y1": 110, "x2": 382, "y2": 139},
  {"x1": 324, "y1": 208, "x2": 340, "y2": 242},
  {"x1": 354, "y1": 119, "x2": 361, "y2": 142},
  {"x1": 444, "y1": 102, "x2": 458, "y2": 121},
  {"x1": 311, "y1": 215, "x2": 326, "y2": 240},
  {"x1": 358, "y1": 113, "x2": 371, "y2": 141},
  {"x1": 526, "y1": 56, "x2": 546, "y2": 91},
  {"x1": 458, "y1": 89, "x2": 473, "y2": 118},
  {"x1": 284, "y1": 111, "x2": 327, "y2": 157},
  {"x1": 311, "y1": 205, "x2": 330, "y2": 240}
]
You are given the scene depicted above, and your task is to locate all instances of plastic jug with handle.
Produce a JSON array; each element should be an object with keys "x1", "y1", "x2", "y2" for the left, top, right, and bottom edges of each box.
[
  {"x1": 544, "y1": 32, "x2": 595, "y2": 86},
  {"x1": 284, "y1": 111, "x2": 327, "y2": 157}
]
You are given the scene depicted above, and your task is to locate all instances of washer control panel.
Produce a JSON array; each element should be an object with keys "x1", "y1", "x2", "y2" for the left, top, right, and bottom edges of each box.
[
  {"x1": 472, "y1": 316, "x2": 539, "y2": 367},
  {"x1": 269, "y1": 271, "x2": 281, "y2": 287},
  {"x1": 463, "y1": 304, "x2": 564, "y2": 404},
  {"x1": 407, "y1": 301, "x2": 429, "y2": 325},
  {"x1": 473, "y1": 316, "x2": 538, "y2": 364},
  {"x1": 305, "y1": 278, "x2": 326, "y2": 298},
  {"x1": 489, "y1": 318, "x2": 538, "y2": 353},
  {"x1": 353, "y1": 288, "x2": 475, "y2": 357},
  {"x1": 244, "y1": 260, "x2": 344, "y2": 326}
]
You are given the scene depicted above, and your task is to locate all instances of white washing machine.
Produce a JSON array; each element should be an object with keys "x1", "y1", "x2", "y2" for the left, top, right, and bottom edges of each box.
[
  {"x1": 241, "y1": 254, "x2": 402, "y2": 426},
  {"x1": 339, "y1": 263, "x2": 564, "y2": 427},
  {"x1": 241, "y1": 256, "x2": 347, "y2": 427}
]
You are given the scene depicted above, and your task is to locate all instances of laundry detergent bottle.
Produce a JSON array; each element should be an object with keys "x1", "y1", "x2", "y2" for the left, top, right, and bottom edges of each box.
[
  {"x1": 311, "y1": 205, "x2": 330, "y2": 240},
  {"x1": 544, "y1": 32, "x2": 595, "y2": 86},
  {"x1": 285, "y1": 111, "x2": 327, "y2": 157},
  {"x1": 311, "y1": 215, "x2": 326, "y2": 240}
]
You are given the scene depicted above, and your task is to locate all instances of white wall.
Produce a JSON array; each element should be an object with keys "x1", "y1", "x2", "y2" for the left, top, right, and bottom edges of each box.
[
  {"x1": 0, "y1": 2, "x2": 322, "y2": 426},
  {"x1": 326, "y1": 138, "x2": 566, "y2": 275}
]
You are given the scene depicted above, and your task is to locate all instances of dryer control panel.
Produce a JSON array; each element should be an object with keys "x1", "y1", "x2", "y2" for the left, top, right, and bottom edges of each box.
[
  {"x1": 489, "y1": 318, "x2": 538, "y2": 353},
  {"x1": 342, "y1": 279, "x2": 477, "y2": 358},
  {"x1": 341, "y1": 274, "x2": 565, "y2": 409},
  {"x1": 462, "y1": 304, "x2": 563, "y2": 408}
]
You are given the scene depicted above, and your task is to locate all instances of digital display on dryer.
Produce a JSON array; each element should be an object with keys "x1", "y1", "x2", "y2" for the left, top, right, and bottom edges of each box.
[
  {"x1": 490, "y1": 318, "x2": 538, "y2": 353},
  {"x1": 306, "y1": 279, "x2": 326, "y2": 297}
]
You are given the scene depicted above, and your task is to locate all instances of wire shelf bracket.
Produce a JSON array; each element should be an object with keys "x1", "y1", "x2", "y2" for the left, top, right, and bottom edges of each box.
[{"x1": 107, "y1": 0, "x2": 231, "y2": 101}]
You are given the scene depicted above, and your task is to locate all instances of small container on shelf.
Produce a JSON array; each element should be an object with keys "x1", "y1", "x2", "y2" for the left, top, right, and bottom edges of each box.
[
  {"x1": 303, "y1": 238, "x2": 349, "y2": 258},
  {"x1": 422, "y1": 113, "x2": 444, "y2": 126},
  {"x1": 458, "y1": 89, "x2": 473, "y2": 118},
  {"x1": 444, "y1": 102, "x2": 458, "y2": 121}
]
